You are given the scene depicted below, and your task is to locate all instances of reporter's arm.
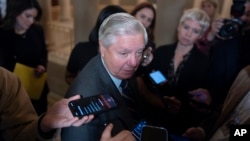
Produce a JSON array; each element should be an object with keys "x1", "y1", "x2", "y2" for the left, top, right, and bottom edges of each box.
[
  {"x1": 206, "y1": 18, "x2": 224, "y2": 41},
  {"x1": 100, "y1": 123, "x2": 135, "y2": 141},
  {"x1": 38, "y1": 95, "x2": 94, "y2": 139},
  {"x1": 136, "y1": 76, "x2": 181, "y2": 113},
  {"x1": 183, "y1": 127, "x2": 205, "y2": 141},
  {"x1": 0, "y1": 67, "x2": 41, "y2": 141}
]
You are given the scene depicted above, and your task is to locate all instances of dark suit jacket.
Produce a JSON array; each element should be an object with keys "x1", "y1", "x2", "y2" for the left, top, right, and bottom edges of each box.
[{"x1": 61, "y1": 55, "x2": 143, "y2": 141}]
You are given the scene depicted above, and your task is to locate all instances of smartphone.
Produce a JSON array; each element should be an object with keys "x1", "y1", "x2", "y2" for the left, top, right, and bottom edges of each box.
[
  {"x1": 141, "y1": 125, "x2": 168, "y2": 141},
  {"x1": 149, "y1": 70, "x2": 167, "y2": 85},
  {"x1": 68, "y1": 93, "x2": 118, "y2": 118},
  {"x1": 131, "y1": 120, "x2": 147, "y2": 141}
]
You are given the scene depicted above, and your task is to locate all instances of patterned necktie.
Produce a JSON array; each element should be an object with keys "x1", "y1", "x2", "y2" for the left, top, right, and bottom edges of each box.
[{"x1": 120, "y1": 80, "x2": 137, "y2": 117}]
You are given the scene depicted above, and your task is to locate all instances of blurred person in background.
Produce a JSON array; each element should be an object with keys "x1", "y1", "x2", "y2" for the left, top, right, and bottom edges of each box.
[
  {"x1": 0, "y1": 0, "x2": 49, "y2": 115},
  {"x1": 205, "y1": 0, "x2": 250, "y2": 109},
  {"x1": 143, "y1": 8, "x2": 211, "y2": 136},
  {"x1": 196, "y1": 0, "x2": 220, "y2": 55},
  {"x1": 131, "y1": 2, "x2": 156, "y2": 75}
]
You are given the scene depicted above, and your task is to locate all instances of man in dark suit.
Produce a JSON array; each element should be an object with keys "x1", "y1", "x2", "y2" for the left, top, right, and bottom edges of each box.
[{"x1": 61, "y1": 13, "x2": 148, "y2": 141}]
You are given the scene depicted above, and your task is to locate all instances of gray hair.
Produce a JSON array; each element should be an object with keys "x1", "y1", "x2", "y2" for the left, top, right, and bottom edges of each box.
[
  {"x1": 179, "y1": 8, "x2": 210, "y2": 35},
  {"x1": 98, "y1": 12, "x2": 148, "y2": 48}
]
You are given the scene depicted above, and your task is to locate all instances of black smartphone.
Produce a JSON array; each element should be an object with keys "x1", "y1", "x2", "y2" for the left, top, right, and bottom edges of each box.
[
  {"x1": 131, "y1": 120, "x2": 147, "y2": 141},
  {"x1": 141, "y1": 125, "x2": 168, "y2": 141},
  {"x1": 149, "y1": 70, "x2": 167, "y2": 85},
  {"x1": 68, "y1": 93, "x2": 118, "y2": 118}
]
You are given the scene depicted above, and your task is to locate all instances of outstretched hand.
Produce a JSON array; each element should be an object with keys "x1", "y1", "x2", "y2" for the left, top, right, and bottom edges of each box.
[
  {"x1": 189, "y1": 88, "x2": 212, "y2": 113},
  {"x1": 34, "y1": 65, "x2": 46, "y2": 77},
  {"x1": 189, "y1": 88, "x2": 211, "y2": 105},
  {"x1": 207, "y1": 18, "x2": 224, "y2": 41},
  {"x1": 183, "y1": 127, "x2": 205, "y2": 141},
  {"x1": 40, "y1": 95, "x2": 94, "y2": 132},
  {"x1": 100, "y1": 123, "x2": 135, "y2": 141},
  {"x1": 162, "y1": 96, "x2": 181, "y2": 114}
]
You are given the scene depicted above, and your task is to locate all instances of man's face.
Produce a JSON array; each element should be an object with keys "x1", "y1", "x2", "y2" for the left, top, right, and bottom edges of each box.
[
  {"x1": 240, "y1": 2, "x2": 250, "y2": 26},
  {"x1": 100, "y1": 34, "x2": 145, "y2": 80}
]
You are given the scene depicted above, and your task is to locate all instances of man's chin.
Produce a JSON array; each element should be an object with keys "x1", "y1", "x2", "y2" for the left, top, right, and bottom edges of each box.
[{"x1": 122, "y1": 72, "x2": 135, "y2": 79}]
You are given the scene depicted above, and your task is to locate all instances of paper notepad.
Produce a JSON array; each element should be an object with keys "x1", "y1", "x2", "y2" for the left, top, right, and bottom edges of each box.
[{"x1": 14, "y1": 63, "x2": 47, "y2": 100}]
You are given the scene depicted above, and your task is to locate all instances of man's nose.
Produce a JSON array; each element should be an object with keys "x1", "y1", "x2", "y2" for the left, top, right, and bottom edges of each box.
[{"x1": 128, "y1": 55, "x2": 138, "y2": 67}]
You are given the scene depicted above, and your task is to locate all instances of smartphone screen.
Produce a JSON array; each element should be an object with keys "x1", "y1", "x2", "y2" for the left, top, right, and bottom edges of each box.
[
  {"x1": 141, "y1": 125, "x2": 168, "y2": 141},
  {"x1": 68, "y1": 93, "x2": 118, "y2": 118},
  {"x1": 131, "y1": 120, "x2": 147, "y2": 141},
  {"x1": 149, "y1": 70, "x2": 167, "y2": 85}
]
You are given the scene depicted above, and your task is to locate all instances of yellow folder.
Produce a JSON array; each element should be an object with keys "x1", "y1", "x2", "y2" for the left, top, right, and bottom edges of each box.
[{"x1": 13, "y1": 63, "x2": 47, "y2": 100}]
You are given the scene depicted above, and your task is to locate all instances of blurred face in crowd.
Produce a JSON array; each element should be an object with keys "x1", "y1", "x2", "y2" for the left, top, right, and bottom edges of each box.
[
  {"x1": 240, "y1": 2, "x2": 250, "y2": 25},
  {"x1": 15, "y1": 8, "x2": 38, "y2": 32},
  {"x1": 177, "y1": 19, "x2": 203, "y2": 46},
  {"x1": 100, "y1": 34, "x2": 145, "y2": 79},
  {"x1": 201, "y1": 0, "x2": 216, "y2": 19},
  {"x1": 134, "y1": 7, "x2": 154, "y2": 29}
]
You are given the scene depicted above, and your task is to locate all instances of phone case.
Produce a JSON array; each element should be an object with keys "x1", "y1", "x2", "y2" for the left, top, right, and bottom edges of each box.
[
  {"x1": 68, "y1": 93, "x2": 118, "y2": 118},
  {"x1": 141, "y1": 125, "x2": 168, "y2": 141}
]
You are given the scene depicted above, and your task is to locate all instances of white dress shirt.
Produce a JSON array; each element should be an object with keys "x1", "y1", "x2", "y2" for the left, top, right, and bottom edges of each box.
[{"x1": 0, "y1": 0, "x2": 7, "y2": 18}]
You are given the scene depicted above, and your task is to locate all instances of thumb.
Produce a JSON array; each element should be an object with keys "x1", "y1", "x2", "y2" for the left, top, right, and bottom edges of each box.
[
  {"x1": 68, "y1": 95, "x2": 81, "y2": 101},
  {"x1": 101, "y1": 123, "x2": 113, "y2": 140}
]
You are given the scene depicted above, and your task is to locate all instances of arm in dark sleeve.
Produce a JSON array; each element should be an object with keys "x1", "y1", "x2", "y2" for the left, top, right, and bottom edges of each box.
[{"x1": 34, "y1": 24, "x2": 48, "y2": 68}]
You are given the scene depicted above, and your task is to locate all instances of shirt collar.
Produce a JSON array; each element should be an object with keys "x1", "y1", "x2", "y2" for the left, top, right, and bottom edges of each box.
[{"x1": 101, "y1": 57, "x2": 122, "y2": 93}]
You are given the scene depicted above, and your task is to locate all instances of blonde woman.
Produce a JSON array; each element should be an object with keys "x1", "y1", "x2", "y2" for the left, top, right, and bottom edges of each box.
[{"x1": 145, "y1": 8, "x2": 211, "y2": 136}]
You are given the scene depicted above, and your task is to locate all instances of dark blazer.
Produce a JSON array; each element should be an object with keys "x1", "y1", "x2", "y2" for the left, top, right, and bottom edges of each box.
[
  {"x1": 61, "y1": 55, "x2": 142, "y2": 141},
  {"x1": 0, "y1": 24, "x2": 47, "y2": 72}
]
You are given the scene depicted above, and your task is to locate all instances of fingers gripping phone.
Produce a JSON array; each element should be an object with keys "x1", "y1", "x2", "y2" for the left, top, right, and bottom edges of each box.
[
  {"x1": 131, "y1": 120, "x2": 147, "y2": 141},
  {"x1": 68, "y1": 93, "x2": 118, "y2": 118},
  {"x1": 149, "y1": 70, "x2": 167, "y2": 85},
  {"x1": 141, "y1": 125, "x2": 168, "y2": 141}
]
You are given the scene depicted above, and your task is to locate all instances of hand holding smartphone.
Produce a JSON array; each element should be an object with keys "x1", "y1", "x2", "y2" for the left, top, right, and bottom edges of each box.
[
  {"x1": 131, "y1": 120, "x2": 147, "y2": 141},
  {"x1": 68, "y1": 93, "x2": 118, "y2": 118},
  {"x1": 162, "y1": 96, "x2": 181, "y2": 114}
]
